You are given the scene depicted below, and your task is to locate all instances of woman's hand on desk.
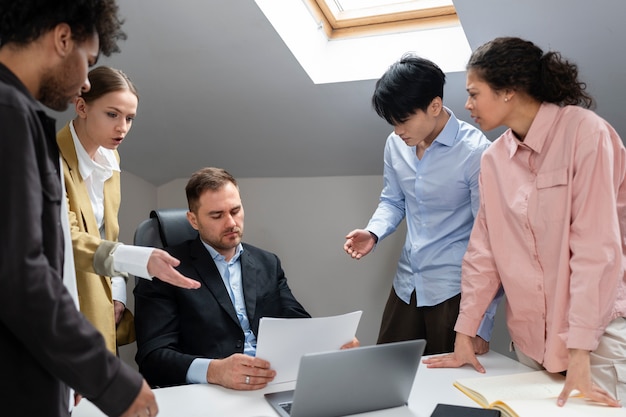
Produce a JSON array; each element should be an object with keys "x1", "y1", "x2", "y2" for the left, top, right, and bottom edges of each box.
[
  {"x1": 557, "y1": 349, "x2": 621, "y2": 408},
  {"x1": 207, "y1": 353, "x2": 276, "y2": 391},
  {"x1": 422, "y1": 333, "x2": 486, "y2": 373}
]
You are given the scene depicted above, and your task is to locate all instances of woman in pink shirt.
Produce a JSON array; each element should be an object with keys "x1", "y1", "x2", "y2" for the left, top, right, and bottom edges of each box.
[{"x1": 424, "y1": 36, "x2": 626, "y2": 408}]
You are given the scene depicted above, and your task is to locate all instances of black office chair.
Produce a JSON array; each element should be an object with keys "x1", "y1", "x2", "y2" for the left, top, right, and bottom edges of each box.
[
  {"x1": 133, "y1": 209, "x2": 198, "y2": 284},
  {"x1": 133, "y1": 208, "x2": 198, "y2": 249}
]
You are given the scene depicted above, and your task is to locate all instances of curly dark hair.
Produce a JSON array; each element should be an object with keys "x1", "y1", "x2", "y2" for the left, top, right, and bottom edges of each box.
[
  {"x1": 467, "y1": 37, "x2": 594, "y2": 109},
  {"x1": 0, "y1": 0, "x2": 126, "y2": 56}
]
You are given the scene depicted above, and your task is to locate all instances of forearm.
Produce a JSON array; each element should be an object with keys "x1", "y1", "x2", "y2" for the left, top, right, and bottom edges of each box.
[{"x1": 93, "y1": 242, "x2": 152, "y2": 279}]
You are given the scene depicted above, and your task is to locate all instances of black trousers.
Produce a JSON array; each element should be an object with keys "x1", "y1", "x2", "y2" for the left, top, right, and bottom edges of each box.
[{"x1": 377, "y1": 288, "x2": 460, "y2": 355}]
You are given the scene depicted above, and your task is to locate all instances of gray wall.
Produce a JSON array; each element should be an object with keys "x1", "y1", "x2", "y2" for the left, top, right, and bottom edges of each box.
[{"x1": 117, "y1": 171, "x2": 513, "y2": 369}]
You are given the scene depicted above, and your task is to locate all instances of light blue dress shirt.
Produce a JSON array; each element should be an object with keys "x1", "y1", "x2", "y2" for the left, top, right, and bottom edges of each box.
[
  {"x1": 366, "y1": 108, "x2": 500, "y2": 340},
  {"x1": 186, "y1": 242, "x2": 257, "y2": 384}
]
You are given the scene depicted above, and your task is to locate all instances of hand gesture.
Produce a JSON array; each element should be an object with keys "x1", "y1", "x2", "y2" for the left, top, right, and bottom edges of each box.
[
  {"x1": 147, "y1": 249, "x2": 200, "y2": 289},
  {"x1": 344, "y1": 229, "x2": 376, "y2": 260},
  {"x1": 207, "y1": 353, "x2": 276, "y2": 390}
]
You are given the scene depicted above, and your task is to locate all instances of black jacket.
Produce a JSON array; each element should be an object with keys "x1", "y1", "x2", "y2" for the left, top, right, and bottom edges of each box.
[
  {"x1": 0, "y1": 63, "x2": 142, "y2": 417},
  {"x1": 134, "y1": 237, "x2": 310, "y2": 387}
]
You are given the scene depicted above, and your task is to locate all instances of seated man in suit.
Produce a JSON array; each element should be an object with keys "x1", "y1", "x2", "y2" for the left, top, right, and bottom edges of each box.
[{"x1": 135, "y1": 167, "x2": 357, "y2": 391}]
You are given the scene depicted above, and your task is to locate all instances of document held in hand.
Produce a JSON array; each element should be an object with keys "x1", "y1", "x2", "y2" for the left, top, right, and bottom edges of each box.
[
  {"x1": 255, "y1": 310, "x2": 362, "y2": 384},
  {"x1": 454, "y1": 370, "x2": 624, "y2": 417}
]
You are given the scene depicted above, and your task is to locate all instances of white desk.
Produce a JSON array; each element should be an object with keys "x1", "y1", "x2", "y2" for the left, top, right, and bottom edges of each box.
[{"x1": 74, "y1": 351, "x2": 530, "y2": 417}]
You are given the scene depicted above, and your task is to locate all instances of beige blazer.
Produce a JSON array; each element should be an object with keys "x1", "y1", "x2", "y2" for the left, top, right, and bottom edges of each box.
[{"x1": 57, "y1": 124, "x2": 134, "y2": 353}]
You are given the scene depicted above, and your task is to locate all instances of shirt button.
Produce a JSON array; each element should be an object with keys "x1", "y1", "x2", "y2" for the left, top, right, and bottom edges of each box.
[{"x1": 236, "y1": 340, "x2": 243, "y2": 348}]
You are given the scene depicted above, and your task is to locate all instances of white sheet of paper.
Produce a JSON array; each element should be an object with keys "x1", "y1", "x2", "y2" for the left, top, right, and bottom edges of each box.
[{"x1": 255, "y1": 310, "x2": 362, "y2": 384}]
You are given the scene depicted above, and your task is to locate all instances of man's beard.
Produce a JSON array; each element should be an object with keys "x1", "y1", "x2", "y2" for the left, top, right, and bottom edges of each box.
[{"x1": 39, "y1": 68, "x2": 73, "y2": 111}]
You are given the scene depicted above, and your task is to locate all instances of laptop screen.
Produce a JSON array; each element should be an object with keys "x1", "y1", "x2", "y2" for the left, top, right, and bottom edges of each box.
[{"x1": 265, "y1": 339, "x2": 426, "y2": 417}]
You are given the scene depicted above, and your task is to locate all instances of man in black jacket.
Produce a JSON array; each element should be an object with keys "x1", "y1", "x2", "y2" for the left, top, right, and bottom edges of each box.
[
  {"x1": 135, "y1": 167, "x2": 319, "y2": 390},
  {"x1": 0, "y1": 2, "x2": 156, "y2": 416}
]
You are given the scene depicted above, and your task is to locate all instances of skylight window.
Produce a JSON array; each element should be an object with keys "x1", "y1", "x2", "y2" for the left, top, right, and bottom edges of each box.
[
  {"x1": 311, "y1": 0, "x2": 457, "y2": 38},
  {"x1": 255, "y1": 0, "x2": 468, "y2": 84}
]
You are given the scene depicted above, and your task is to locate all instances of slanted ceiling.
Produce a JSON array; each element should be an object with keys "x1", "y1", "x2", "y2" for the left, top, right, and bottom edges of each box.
[{"x1": 50, "y1": 0, "x2": 626, "y2": 185}]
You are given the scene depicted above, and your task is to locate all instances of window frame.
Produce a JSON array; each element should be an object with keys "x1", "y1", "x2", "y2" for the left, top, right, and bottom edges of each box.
[{"x1": 306, "y1": 0, "x2": 458, "y2": 39}]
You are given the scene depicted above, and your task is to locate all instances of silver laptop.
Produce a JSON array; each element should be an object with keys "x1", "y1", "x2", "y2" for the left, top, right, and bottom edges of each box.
[{"x1": 265, "y1": 339, "x2": 426, "y2": 417}]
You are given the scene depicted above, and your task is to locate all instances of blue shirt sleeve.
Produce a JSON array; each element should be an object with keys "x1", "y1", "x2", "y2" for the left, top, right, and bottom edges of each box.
[
  {"x1": 366, "y1": 135, "x2": 407, "y2": 241},
  {"x1": 476, "y1": 286, "x2": 504, "y2": 341},
  {"x1": 186, "y1": 358, "x2": 212, "y2": 384}
]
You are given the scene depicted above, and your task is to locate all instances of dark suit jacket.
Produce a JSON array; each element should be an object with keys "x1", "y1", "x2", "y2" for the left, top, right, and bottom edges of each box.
[
  {"x1": 0, "y1": 64, "x2": 142, "y2": 416},
  {"x1": 134, "y1": 237, "x2": 311, "y2": 387}
]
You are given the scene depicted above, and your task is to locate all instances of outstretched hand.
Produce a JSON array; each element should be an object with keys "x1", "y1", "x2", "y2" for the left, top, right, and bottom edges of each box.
[
  {"x1": 344, "y1": 229, "x2": 376, "y2": 260},
  {"x1": 147, "y1": 249, "x2": 201, "y2": 289},
  {"x1": 422, "y1": 333, "x2": 486, "y2": 373}
]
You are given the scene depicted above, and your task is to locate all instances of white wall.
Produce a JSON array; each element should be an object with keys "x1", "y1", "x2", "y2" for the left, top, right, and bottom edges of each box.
[
  {"x1": 157, "y1": 175, "x2": 406, "y2": 346},
  {"x1": 118, "y1": 173, "x2": 513, "y2": 369}
]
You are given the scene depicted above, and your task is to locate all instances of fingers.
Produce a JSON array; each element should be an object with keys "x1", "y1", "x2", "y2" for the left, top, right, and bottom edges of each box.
[
  {"x1": 160, "y1": 250, "x2": 181, "y2": 267},
  {"x1": 469, "y1": 356, "x2": 486, "y2": 373},
  {"x1": 345, "y1": 229, "x2": 359, "y2": 240},
  {"x1": 422, "y1": 354, "x2": 464, "y2": 369},
  {"x1": 344, "y1": 243, "x2": 363, "y2": 259},
  {"x1": 160, "y1": 269, "x2": 201, "y2": 289},
  {"x1": 340, "y1": 337, "x2": 360, "y2": 349},
  {"x1": 148, "y1": 252, "x2": 200, "y2": 289},
  {"x1": 210, "y1": 355, "x2": 275, "y2": 390},
  {"x1": 586, "y1": 385, "x2": 621, "y2": 407},
  {"x1": 472, "y1": 336, "x2": 490, "y2": 355},
  {"x1": 237, "y1": 371, "x2": 274, "y2": 391},
  {"x1": 422, "y1": 352, "x2": 485, "y2": 373},
  {"x1": 344, "y1": 240, "x2": 365, "y2": 259},
  {"x1": 558, "y1": 384, "x2": 621, "y2": 408},
  {"x1": 343, "y1": 230, "x2": 370, "y2": 259},
  {"x1": 119, "y1": 381, "x2": 158, "y2": 417}
]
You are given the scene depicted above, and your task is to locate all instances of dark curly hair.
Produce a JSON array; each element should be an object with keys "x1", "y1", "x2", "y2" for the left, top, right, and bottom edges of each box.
[
  {"x1": 467, "y1": 37, "x2": 594, "y2": 109},
  {"x1": 0, "y1": 0, "x2": 126, "y2": 56}
]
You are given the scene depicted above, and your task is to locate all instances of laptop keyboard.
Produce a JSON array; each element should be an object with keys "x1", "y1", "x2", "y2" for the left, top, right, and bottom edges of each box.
[{"x1": 279, "y1": 402, "x2": 293, "y2": 415}]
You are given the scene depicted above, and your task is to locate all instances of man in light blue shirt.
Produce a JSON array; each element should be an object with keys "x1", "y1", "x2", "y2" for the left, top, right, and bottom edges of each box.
[{"x1": 344, "y1": 54, "x2": 502, "y2": 355}]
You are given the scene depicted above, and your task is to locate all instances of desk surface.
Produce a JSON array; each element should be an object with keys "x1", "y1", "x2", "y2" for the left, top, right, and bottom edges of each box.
[{"x1": 74, "y1": 351, "x2": 530, "y2": 417}]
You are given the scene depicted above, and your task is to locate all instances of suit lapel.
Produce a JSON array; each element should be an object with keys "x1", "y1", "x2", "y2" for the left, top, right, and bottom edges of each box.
[
  {"x1": 189, "y1": 238, "x2": 239, "y2": 326},
  {"x1": 57, "y1": 125, "x2": 99, "y2": 233},
  {"x1": 240, "y1": 248, "x2": 258, "y2": 322}
]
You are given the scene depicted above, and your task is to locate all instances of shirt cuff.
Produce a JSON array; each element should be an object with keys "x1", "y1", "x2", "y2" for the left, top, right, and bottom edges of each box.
[
  {"x1": 476, "y1": 286, "x2": 504, "y2": 342},
  {"x1": 111, "y1": 276, "x2": 127, "y2": 305},
  {"x1": 113, "y1": 244, "x2": 153, "y2": 279},
  {"x1": 476, "y1": 313, "x2": 494, "y2": 341},
  {"x1": 186, "y1": 358, "x2": 212, "y2": 384}
]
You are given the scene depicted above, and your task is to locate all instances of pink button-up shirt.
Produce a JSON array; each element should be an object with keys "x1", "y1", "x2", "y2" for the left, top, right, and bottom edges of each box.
[{"x1": 455, "y1": 103, "x2": 626, "y2": 372}]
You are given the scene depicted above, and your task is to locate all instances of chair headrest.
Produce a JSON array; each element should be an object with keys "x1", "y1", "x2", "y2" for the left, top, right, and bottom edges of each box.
[{"x1": 150, "y1": 209, "x2": 198, "y2": 248}]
